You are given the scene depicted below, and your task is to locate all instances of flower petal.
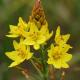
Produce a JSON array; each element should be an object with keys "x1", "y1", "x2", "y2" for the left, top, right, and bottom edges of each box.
[
  {"x1": 62, "y1": 53, "x2": 72, "y2": 62},
  {"x1": 23, "y1": 38, "x2": 35, "y2": 45},
  {"x1": 13, "y1": 40, "x2": 19, "y2": 50},
  {"x1": 26, "y1": 52, "x2": 33, "y2": 60},
  {"x1": 29, "y1": 22, "x2": 38, "y2": 32},
  {"x1": 5, "y1": 51, "x2": 24, "y2": 61},
  {"x1": 61, "y1": 44, "x2": 72, "y2": 53},
  {"x1": 37, "y1": 35, "x2": 46, "y2": 44},
  {"x1": 6, "y1": 34, "x2": 19, "y2": 38},
  {"x1": 18, "y1": 17, "x2": 28, "y2": 29},
  {"x1": 61, "y1": 62, "x2": 69, "y2": 68},
  {"x1": 47, "y1": 58, "x2": 54, "y2": 64},
  {"x1": 53, "y1": 60, "x2": 62, "y2": 69},
  {"x1": 9, "y1": 61, "x2": 21, "y2": 67},
  {"x1": 55, "y1": 26, "x2": 60, "y2": 38},
  {"x1": 62, "y1": 34, "x2": 70, "y2": 43}
]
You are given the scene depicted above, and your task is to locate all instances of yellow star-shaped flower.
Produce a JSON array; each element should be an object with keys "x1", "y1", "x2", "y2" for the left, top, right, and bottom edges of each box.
[
  {"x1": 5, "y1": 39, "x2": 33, "y2": 67},
  {"x1": 24, "y1": 22, "x2": 53, "y2": 50},
  {"x1": 6, "y1": 17, "x2": 28, "y2": 38},
  {"x1": 47, "y1": 44, "x2": 72, "y2": 69},
  {"x1": 55, "y1": 26, "x2": 70, "y2": 46},
  {"x1": 40, "y1": 22, "x2": 53, "y2": 41}
]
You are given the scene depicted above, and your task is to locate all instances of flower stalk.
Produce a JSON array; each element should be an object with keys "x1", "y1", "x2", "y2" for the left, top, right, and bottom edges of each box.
[
  {"x1": 30, "y1": 59, "x2": 43, "y2": 78},
  {"x1": 39, "y1": 46, "x2": 49, "y2": 80}
]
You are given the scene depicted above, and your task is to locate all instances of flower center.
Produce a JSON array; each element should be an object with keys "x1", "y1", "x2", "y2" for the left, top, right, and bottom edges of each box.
[
  {"x1": 53, "y1": 52, "x2": 62, "y2": 60},
  {"x1": 59, "y1": 36, "x2": 64, "y2": 41},
  {"x1": 17, "y1": 48, "x2": 26, "y2": 58},
  {"x1": 30, "y1": 32, "x2": 39, "y2": 41}
]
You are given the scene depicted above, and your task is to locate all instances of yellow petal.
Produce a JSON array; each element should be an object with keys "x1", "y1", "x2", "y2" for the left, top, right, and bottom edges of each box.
[
  {"x1": 55, "y1": 26, "x2": 60, "y2": 38},
  {"x1": 9, "y1": 61, "x2": 21, "y2": 67},
  {"x1": 40, "y1": 22, "x2": 48, "y2": 33},
  {"x1": 40, "y1": 22, "x2": 53, "y2": 41},
  {"x1": 53, "y1": 60, "x2": 62, "y2": 69},
  {"x1": 6, "y1": 34, "x2": 19, "y2": 38},
  {"x1": 5, "y1": 51, "x2": 23, "y2": 61},
  {"x1": 62, "y1": 53, "x2": 72, "y2": 62},
  {"x1": 48, "y1": 50, "x2": 53, "y2": 58},
  {"x1": 54, "y1": 26, "x2": 61, "y2": 44},
  {"x1": 37, "y1": 35, "x2": 46, "y2": 44},
  {"x1": 63, "y1": 34, "x2": 70, "y2": 42},
  {"x1": 18, "y1": 17, "x2": 27, "y2": 29},
  {"x1": 47, "y1": 44, "x2": 55, "y2": 57},
  {"x1": 29, "y1": 22, "x2": 38, "y2": 32},
  {"x1": 26, "y1": 52, "x2": 33, "y2": 60},
  {"x1": 23, "y1": 39, "x2": 35, "y2": 45},
  {"x1": 61, "y1": 44, "x2": 72, "y2": 53},
  {"x1": 9, "y1": 25, "x2": 17, "y2": 30},
  {"x1": 9, "y1": 25, "x2": 18, "y2": 33},
  {"x1": 20, "y1": 38, "x2": 24, "y2": 42},
  {"x1": 50, "y1": 44, "x2": 54, "y2": 49},
  {"x1": 13, "y1": 40, "x2": 19, "y2": 50},
  {"x1": 47, "y1": 31, "x2": 53, "y2": 40},
  {"x1": 61, "y1": 62, "x2": 69, "y2": 68},
  {"x1": 47, "y1": 58, "x2": 54, "y2": 64},
  {"x1": 19, "y1": 17, "x2": 24, "y2": 25}
]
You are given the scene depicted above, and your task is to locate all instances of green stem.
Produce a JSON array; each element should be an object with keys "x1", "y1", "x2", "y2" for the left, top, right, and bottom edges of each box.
[
  {"x1": 60, "y1": 70, "x2": 65, "y2": 80},
  {"x1": 30, "y1": 59, "x2": 43, "y2": 78},
  {"x1": 40, "y1": 46, "x2": 48, "y2": 80},
  {"x1": 16, "y1": 66, "x2": 31, "y2": 80}
]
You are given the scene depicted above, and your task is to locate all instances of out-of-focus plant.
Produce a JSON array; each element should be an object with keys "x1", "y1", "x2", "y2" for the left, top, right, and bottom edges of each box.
[{"x1": 5, "y1": 0, "x2": 72, "y2": 80}]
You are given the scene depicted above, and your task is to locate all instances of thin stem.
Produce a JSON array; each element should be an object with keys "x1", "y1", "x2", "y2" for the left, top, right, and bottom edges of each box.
[
  {"x1": 30, "y1": 59, "x2": 43, "y2": 78},
  {"x1": 21, "y1": 71, "x2": 30, "y2": 80},
  {"x1": 16, "y1": 66, "x2": 31, "y2": 80},
  {"x1": 40, "y1": 46, "x2": 48, "y2": 80},
  {"x1": 60, "y1": 70, "x2": 65, "y2": 80},
  {"x1": 49, "y1": 65, "x2": 56, "y2": 80}
]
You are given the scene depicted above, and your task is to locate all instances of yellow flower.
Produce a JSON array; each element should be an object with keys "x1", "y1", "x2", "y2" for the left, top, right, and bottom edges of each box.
[
  {"x1": 40, "y1": 22, "x2": 53, "y2": 41},
  {"x1": 6, "y1": 17, "x2": 28, "y2": 38},
  {"x1": 5, "y1": 39, "x2": 33, "y2": 67},
  {"x1": 47, "y1": 44, "x2": 72, "y2": 69},
  {"x1": 55, "y1": 26, "x2": 70, "y2": 45},
  {"x1": 23, "y1": 22, "x2": 52, "y2": 50}
]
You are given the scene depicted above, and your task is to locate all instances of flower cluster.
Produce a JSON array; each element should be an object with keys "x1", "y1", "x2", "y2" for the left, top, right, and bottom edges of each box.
[
  {"x1": 5, "y1": 17, "x2": 53, "y2": 67},
  {"x1": 5, "y1": 18, "x2": 72, "y2": 69},
  {"x1": 5, "y1": 0, "x2": 72, "y2": 71},
  {"x1": 4, "y1": 0, "x2": 73, "y2": 80},
  {"x1": 47, "y1": 26, "x2": 72, "y2": 69}
]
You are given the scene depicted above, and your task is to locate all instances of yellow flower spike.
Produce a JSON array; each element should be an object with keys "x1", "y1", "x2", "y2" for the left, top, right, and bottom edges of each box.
[
  {"x1": 5, "y1": 39, "x2": 33, "y2": 67},
  {"x1": 47, "y1": 44, "x2": 72, "y2": 69},
  {"x1": 6, "y1": 17, "x2": 28, "y2": 38},
  {"x1": 55, "y1": 26, "x2": 70, "y2": 45}
]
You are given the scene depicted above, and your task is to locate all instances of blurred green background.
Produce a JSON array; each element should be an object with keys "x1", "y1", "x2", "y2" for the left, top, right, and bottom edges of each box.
[{"x1": 0, "y1": 0, "x2": 80, "y2": 80}]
